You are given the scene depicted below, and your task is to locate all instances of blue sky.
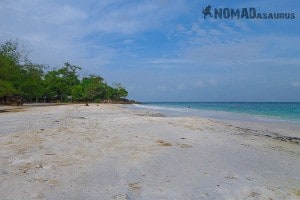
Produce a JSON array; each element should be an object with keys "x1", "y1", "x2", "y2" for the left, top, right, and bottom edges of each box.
[{"x1": 0, "y1": 0, "x2": 299, "y2": 102}]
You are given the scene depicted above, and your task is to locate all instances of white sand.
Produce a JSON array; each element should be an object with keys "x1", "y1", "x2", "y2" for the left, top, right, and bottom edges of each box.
[{"x1": 0, "y1": 104, "x2": 299, "y2": 199}]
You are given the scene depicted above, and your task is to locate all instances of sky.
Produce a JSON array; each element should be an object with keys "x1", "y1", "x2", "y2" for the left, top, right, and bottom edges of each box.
[{"x1": 0, "y1": 0, "x2": 299, "y2": 102}]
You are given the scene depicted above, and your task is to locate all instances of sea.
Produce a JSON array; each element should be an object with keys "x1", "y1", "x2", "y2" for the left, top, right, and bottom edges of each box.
[{"x1": 131, "y1": 102, "x2": 300, "y2": 123}]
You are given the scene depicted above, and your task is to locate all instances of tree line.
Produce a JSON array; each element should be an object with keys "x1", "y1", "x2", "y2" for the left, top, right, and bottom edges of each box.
[{"x1": 0, "y1": 40, "x2": 130, "y2": 105}]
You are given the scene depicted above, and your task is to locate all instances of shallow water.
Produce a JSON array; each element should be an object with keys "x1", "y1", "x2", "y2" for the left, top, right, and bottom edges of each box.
[
  {"x1": 137, "y1": 102, "x2": 300, "y2": 122},
  {"x1": 129, "y1": 102, "x2": 300, "y2": 138}
]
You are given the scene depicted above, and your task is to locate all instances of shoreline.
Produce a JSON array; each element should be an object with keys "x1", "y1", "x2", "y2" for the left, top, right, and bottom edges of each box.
[
  {"x1": 134, "y1": 102, "x2": 300, "y2": 122},
  {"x1": 0, "y1": 104, "x2": 299, "y2": 199},
  {"x1": 129, "y1": 104, "x2": 300, "y2": 141}
]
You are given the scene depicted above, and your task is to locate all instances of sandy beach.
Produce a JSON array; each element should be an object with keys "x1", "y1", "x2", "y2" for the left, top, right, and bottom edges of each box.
[{"x1": 0, "y1": 104, "x2": 299, "y2": 200}]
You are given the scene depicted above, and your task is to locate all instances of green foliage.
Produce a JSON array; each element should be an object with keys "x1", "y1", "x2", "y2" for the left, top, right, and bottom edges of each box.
[
  {"x1": 21, "y1": 63, "x2": 45, "y2": 101},
  {"x1": 0, "y1": 42, "x2": 24, "y2": 96},
  {"x1": 82, "y1": 75, "x2": 105, "y2": 101},
  {"x1": 0, "y1": 40, "x2": 22, "y2": 64},
  {"x1": 71, "y1": 85, "x2": 84, "y2": 101},
  {"x1": 114, "y1": 83, "x2": 128, "y2": 99},
  {"x1": 44, "y1": 63, "x2": 81, "y2": 101},
  {"x1": 0, "y1": 40, "x2": 129, "y2": 104},
  {"x1": 0, "y1": 80, "x2": 16, "y2": 97}
]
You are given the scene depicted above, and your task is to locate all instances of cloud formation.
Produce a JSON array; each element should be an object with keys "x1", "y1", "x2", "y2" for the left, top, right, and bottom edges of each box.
[
  {"x1": 291, "y1": 81, "x2": 300, "y2": 88},
  {"x1": 0, "y1": 0, "x2": 299, "y2": 101}
]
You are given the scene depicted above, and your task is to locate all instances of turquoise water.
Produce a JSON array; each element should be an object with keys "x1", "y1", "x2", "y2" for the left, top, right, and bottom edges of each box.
[{"x1": 138, "y1": 102, "x2": 300, "y2": 121}]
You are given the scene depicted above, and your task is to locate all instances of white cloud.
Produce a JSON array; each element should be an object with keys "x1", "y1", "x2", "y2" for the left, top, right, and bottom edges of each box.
[
  {"x1": 176, "y1": 84, "x2": 185, "y2": 90},
  {"x1": 291, "y1": 81, "x2": 300, "y2": 88},
  {"x1": 176, "y1": 24, "x2": 186, "y2": 32},
  {"x1": 192, "y1": 80, "x2": 205, "y2": 88},
  {"x1": 123, "y1": 39, "x2": 133, "y2": 45},
  {"x1": 0, "y1": 0, "x2": 188, "y2": 70},
  {"x1": 208, "y1": 79, "x2": 218, "y2": 86},
  {"x1": 166, "y1": 17, "x2": 300, "y2": 70},
  {"x1": 179, "y1": 35, "x2": 300, "y2": 68},
  {"x1": 157, "y1": 85, "x2": 168, "y2": 91},
  {"x1": 1, "y1": 0, "x2": 299, "y2": 102},
  {"x1": 0, "y1": 1, "x2": 96, "y2": 67},
  {"x1": 142, "y1": 58, "x2": 194, "y2": 65},
  {"x1": 233, "y1": 21, "x2": 250, "y2": 32},
  {"x1": 87, "y1": 0, "x2": 187, "y2": 34}
]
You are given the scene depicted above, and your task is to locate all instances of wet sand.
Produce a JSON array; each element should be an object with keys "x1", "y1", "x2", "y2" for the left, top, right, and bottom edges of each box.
[{"x1": 0, "y1": 104, "x2": 299, "y2": 199}]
